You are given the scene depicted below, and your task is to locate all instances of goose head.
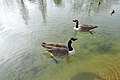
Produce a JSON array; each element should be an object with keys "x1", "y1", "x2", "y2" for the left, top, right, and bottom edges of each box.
[
  {"x1": 70, "y1": 38, "x2": 77, "y2": 42},
  {"x1": 98, "y1": 1, "x2": 101, "y2": 6},
  {"x1": 73, "y1": 20, "x2": 79, "y2": 22},
  {"x1": 68, "y1": 38, "x2": 77, "y2": 51},
  {"x1": 68, "y1": 38, "x2": 77, "y2": 44},
  {"x1": 110, "y1": 10, "x2": 115, "y2": 16},
  {"x1": 73, "y1": 20, "x2": 80, "y2": 29}
]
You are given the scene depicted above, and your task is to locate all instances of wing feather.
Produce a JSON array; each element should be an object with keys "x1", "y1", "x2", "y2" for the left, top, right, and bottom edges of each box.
[
  {"x1": 80, "y1": 24, "x2": 96, "y2": 31},
  {"x1": 47, "y1": 47, "x2": 69, "y2": 57},
  {"x1": 41, "y1": 42, "x2": 69, "y2": 57}
]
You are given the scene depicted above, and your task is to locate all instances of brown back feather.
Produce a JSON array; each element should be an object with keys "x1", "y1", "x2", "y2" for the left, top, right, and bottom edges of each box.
[
  {"x1": 41, "y1": 42, "x2": 69, "y2": 57},
  {"x1": 80, "y1": 24, "x2": 98, "y2": 31}
]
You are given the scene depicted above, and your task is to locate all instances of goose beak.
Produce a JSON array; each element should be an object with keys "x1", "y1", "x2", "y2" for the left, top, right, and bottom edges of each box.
[
  {"x1": 73, "y1": 20, "x2": 79, "y2": 23},
  {"x1": 73, "y1": 20, "x2": 76, "y2": 22},
  {"x1": 74, "y1": 38, "x2": 77, "y2": 41},
  {"x1": 70, "y1": 38, "x2": 77, "y2": 41},
  {"x1": 73, "y1": 20, "x2": 77, "y2": 22}
]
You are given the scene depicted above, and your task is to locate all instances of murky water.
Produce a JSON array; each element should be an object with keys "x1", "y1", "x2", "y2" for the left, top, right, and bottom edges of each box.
[{"x1": 0, "y1": 0, "x2": 120, "y2": 80}]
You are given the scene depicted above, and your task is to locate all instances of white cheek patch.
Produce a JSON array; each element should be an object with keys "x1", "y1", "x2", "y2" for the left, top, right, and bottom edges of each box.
[{"x1": 71, "y1": 40, "x2": 73, "y2": 43}]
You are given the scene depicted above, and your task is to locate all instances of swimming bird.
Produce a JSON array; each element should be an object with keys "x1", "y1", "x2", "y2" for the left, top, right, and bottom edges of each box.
[
  {"x1": 98, "y1": 1, "x2": 101, "y2": 6},
  {"x1": 73, "y1": 20, "x2": 98, "y2": 35},
  {"x1": 41, "y1": 38, "x2": 77, "y2": 63},
  {"x1": 110, "y1": 10, "x2": 115, "y2": 16}
]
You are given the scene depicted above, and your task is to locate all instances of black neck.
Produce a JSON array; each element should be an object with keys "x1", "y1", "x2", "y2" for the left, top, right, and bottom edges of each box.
[
  {"x1": 68, "y1": 40, "x2": 73, "y2": 51},
  {"x1": 75, "y1": 21, "x2": 79, "y2": 28}
]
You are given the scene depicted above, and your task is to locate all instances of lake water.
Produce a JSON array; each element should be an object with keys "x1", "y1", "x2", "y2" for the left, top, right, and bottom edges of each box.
[{"x1": 0, "y1": 0, "x2": 120, "y2": 80}]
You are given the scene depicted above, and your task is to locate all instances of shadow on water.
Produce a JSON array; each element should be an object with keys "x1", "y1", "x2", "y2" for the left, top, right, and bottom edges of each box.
[
  {"x1": 71, "y1": 72, "x2": 105, "y2": 80},
  {"x1": 53, "y1": 0, "x2": 62, "y2": 6},
  {"x1": 17, "y1": 0, "x2": 29, "y2": 25},
  {"x1": 38, "y1": 0, "x2": 47, "y2": 23}
]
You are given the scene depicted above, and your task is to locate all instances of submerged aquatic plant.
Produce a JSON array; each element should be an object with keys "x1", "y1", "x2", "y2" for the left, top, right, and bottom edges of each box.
[{"x1": 96, "y1": 41, "x2": 112, "y2": 54}]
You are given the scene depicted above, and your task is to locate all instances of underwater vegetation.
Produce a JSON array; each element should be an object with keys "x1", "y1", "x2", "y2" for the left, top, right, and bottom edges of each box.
[
  {"x1": 1, "y1": 0, "x2": 120, "y2": 80},
  {"x1": 71, "y1": 72, "x2": 105, "y2": 80}
]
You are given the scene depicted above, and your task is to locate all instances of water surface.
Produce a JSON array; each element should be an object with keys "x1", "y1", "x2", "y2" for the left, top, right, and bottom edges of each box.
[{"x1": 0, "y1": 0, "x2": 120, "y2": 80}]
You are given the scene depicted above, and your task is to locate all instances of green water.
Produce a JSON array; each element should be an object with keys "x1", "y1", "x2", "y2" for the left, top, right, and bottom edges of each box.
[{"x1": 0, "y1": 0, "x2": 120, "y2": 80}]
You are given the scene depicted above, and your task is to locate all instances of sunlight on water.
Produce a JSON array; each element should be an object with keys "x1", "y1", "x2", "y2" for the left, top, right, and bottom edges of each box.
[{"x1": 0, "y1": 0, "x2": 120, "y2": 80}]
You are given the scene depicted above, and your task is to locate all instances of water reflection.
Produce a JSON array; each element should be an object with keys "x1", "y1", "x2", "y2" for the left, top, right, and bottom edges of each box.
[
  {"x1": 3, "y1": 0, "x2": 14, "y2": 7},
  {"x1": 53, "y1": 0, "x2": 62, "y2": 6},
  {"x1": 17, "y1": 0, "x2": 29, "y2": 24},
  {"x1": 38, "y1": 0, "x2": 47, "y2": 23},
  {"x1": 0, "y1": 23, "x2": 4, "y2": 31},
  {"x1": 71, "y1": 72, "x2": 105, "y2": 80},
  {"x1": 0, "y1": 48, "x2": 33, "y2": 79},
  {"x1": 71, "y1": 0, "x2": 98, "y2": 16},
  {"x1": 29, "y1": 0, "x2": 36, "y2": 3},
  {"x1": 71, "y1": 0, "x2": 119, "y2": 16},
  {"x1": 0, "y1": 27, "x2": 4, "y2": 31},
  {"x1": 0, "y1": 0, "x2": 120, "y2": 80}
]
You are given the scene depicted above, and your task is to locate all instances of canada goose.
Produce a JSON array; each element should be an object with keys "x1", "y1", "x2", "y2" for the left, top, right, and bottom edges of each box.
[
  {"x1": 73, "y1": 20, "x2": 98, "y2": 35},
  {"x1": 98, "y1": 1, "x2": 101, "y2": 6},
  {"x1": 110, "y1": 10, "x2": 115, "y2": 16},
  {"x1": 41, "y1": 38, "x2": 77, "y2": 63}
]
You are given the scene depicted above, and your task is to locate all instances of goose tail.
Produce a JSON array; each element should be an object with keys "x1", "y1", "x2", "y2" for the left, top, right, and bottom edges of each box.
[
  {"x1": 41, "y1": 42, "x2": 46, "y2": 48},
  {"x1": 41, "y1": 42, "x2": 53, "y2": 50},
  {"x1": 93, "y1": 26, "x2": 98, "y2": 28}
]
